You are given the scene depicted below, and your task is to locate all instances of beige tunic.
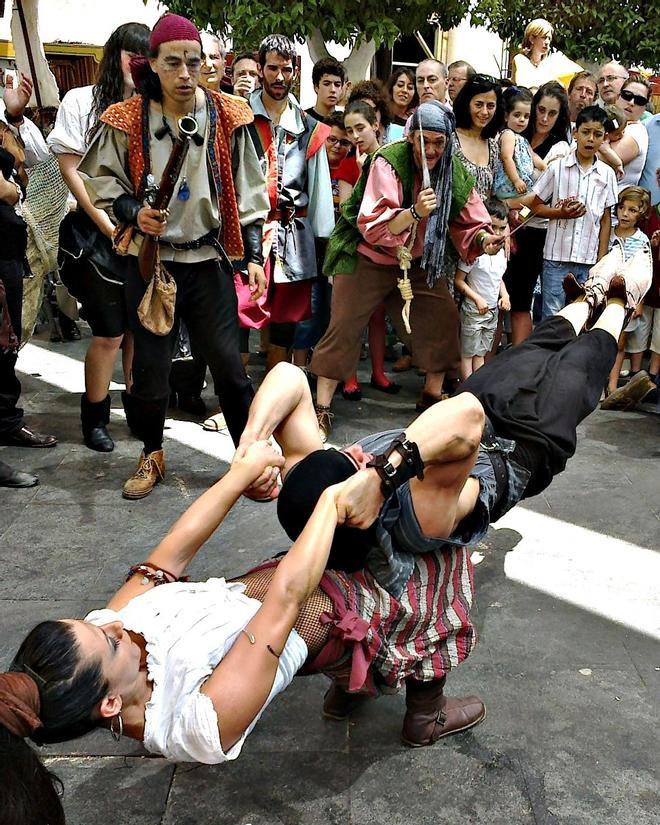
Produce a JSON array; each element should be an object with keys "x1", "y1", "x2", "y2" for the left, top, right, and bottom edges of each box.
[{"x1": 79, "y1": 95, "x2": 268, "y2": 264}]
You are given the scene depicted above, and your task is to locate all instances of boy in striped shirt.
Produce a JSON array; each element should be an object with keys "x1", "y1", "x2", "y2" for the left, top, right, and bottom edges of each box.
[{"x1": 528, "y1": 105, "x2": 618, "y2": 319}]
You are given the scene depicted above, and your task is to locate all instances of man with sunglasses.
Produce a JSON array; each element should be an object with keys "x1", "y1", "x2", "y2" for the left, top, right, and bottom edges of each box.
[{"x1": 597, "y1": 61, "x2": 629, "y2": 106}]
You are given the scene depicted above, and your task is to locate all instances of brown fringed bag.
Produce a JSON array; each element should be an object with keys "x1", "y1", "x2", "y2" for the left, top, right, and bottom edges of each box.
[{"x1": 137, "y1": 247, "x2": 176, "y2": 336}]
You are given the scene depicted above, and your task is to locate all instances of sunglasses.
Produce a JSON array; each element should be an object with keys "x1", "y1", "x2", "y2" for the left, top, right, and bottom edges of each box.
[
  {"x1": 326, "y1": 136, "x2": 351, "y2": 148},
  {"x1": 620, "y1": 89, "x2": 648, "y2": 107}
]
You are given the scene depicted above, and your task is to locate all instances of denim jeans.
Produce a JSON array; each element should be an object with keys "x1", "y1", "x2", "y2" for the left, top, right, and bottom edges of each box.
[{"x1": 541, "y1": 259, "x2": 591, "y2": 319}]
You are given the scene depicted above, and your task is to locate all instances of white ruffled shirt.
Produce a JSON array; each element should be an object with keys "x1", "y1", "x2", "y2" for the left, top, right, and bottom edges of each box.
[{"x1": 85, "y1": 578, "x2": 307, "y2": 764}]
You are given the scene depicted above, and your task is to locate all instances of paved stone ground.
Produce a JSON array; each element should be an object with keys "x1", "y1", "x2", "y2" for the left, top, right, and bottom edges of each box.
[{"x1": 1, "y1": 329, "x2": 659, "y2": 825}]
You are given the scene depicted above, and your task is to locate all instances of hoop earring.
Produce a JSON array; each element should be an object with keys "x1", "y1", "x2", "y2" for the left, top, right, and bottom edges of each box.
[{"x1": 110, "y1": 713, "x2": 123, "y2": 743}]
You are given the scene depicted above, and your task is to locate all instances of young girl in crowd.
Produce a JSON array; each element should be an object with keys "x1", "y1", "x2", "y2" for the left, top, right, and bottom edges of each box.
[
  {"x1": 333, "y1": 101, "x2": 400, "y2": 400},
  {"x1": 594, "y1": 187, "x2": 653, "y2": 397},
  {"x1": 493, "y1": 86, "x2": 546, "y2": 203}
]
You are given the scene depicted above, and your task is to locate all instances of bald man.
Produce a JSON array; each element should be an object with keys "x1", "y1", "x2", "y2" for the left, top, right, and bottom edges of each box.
[{"x1": 597, "y1": 61, "x2": 628, "y2": 106}]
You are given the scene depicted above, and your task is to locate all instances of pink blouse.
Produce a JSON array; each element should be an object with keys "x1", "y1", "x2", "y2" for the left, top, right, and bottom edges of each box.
[{"x1": 356, "y1": 156, "x2": 490, "y2": 267}]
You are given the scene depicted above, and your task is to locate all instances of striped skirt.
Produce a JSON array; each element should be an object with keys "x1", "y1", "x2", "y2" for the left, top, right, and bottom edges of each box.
[{"x1": 302, "y1": 546, "x2": 476, "y2": 695}]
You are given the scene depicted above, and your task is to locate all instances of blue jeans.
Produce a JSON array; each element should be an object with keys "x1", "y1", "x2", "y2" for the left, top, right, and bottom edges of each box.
[{"x1": 541, "y1": 259, "x2": 591, "y2": 319}]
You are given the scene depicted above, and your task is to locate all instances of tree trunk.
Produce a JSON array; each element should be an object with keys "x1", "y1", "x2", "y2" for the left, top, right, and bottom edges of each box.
[{"x1": 307, "y1": 27, "x2": 377, "y2": 84}]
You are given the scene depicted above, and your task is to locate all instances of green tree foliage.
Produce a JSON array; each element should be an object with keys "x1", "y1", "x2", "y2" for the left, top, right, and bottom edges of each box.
[
  {"x1": 470, "y1": 0, "x2": 659, "y2": 72},
  {"x1": 163, "y1": 0, "x2": 469, "y2": 52}
]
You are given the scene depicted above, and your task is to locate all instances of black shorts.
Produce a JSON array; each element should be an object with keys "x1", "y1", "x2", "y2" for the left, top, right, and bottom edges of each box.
[
  {"x1": 60, "y1": 254, "x2": 127, "y2": 338},
  {"x1": 503, "y1": 225, "x2": 546, "y2": 313},
  {"x1": 460, "y1": 317, "x2": 617, "y2": 496}
]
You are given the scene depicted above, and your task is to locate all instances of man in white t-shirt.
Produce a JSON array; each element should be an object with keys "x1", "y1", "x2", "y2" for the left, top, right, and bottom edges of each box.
[{"x1": 454, "y1": 199, "x2": 510, "y2": 379}]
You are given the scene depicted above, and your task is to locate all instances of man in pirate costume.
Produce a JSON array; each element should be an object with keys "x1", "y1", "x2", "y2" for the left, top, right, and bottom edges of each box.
[
  {"x1": 79, "y1": 14, "x2": 269, "y2": 499},
  {"x1": 248, "y1": 34, "x2": 334, "y2": 371},
  {"x1": 310, "y1": 101, "x2": 504, "y2": 441}
]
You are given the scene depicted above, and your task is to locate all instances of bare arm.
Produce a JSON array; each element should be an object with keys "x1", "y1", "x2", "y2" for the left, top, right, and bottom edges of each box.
[
  {"x1": 609, "y1": 132, "x2": 641, "y2": 166},
  {"x1": 597, "y1": 209, "x2": 612, "y2": 260},
  {"x1": 598, "y1": 142, "x2": 624, "y2": 179},
  {"x1": 106, "y1": 442, "x2": 285, "y2": 612},
  {"x1": 57, "y1": 153, "x2": 115, "y2": 238},
  {"x1": 337, "y1": 179, "x2": 354, "y2": 205},
  {"x1": 531, "y1": 150, "x2": 546, "y2": 171},
  {"x1": 0, "y1": 171, "x2": 19, "y2": 205},
  {"x1": 454, "y1": 265, "x2": 489, "y2": 313},
  {"x1": 200, "y1": 485, "x2": 341, "y2": 751},
  {"x1": 527, "y1": 193, "x2": 586, "y2": 221},
  {"x1": 500, "y1": 130, "x2": 526, "y2": 193}
]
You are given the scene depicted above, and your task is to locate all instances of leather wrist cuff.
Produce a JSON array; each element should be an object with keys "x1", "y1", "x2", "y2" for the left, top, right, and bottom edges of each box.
[
  {"x1": 367, "y1": 432, "x2": 425, "y2": 499},
  {"x1": 241, "y1": 222, "x2": 264, "y2": 266},
  {"x1": 113, "y1": 194, "x2": 142, "y2": 226},
  {"x1": 3, "y1": 111, "x2": 23, "y2": 125}
]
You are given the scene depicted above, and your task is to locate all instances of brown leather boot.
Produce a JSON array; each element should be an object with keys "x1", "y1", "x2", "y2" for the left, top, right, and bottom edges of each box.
[
  {"x1": 122, "y1": 450, "x2": 165, "y2": 500},
  {"x1": 322, "y1": 682, "x2": 369, "y2": 720},
  {"x1": 401, "y1": 677, "x2": 486, "y2": 747}
]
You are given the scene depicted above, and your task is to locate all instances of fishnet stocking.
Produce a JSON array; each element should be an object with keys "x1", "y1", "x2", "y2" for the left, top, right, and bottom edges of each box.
[{"x1": 234, "y1": 568, "x2": 334, "y2": 657}]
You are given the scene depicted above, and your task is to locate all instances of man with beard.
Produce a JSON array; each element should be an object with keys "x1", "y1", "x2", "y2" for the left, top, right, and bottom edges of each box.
[{"x1": 248, "y1": 35, "x2": 334, "y2": 370}]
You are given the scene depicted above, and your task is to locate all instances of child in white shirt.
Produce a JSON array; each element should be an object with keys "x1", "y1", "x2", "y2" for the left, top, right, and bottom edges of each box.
[{"x1": 455, "y1": 199, "x2": 510, "y2": 379}]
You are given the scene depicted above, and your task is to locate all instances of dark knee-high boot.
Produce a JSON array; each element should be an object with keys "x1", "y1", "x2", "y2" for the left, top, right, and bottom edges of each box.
[
  {"x1": 80, "y1": 393, "x2": 113, "y2": 452},
  {"x1": 401, "y1": 676, "x2": 485, "y2": 747}
]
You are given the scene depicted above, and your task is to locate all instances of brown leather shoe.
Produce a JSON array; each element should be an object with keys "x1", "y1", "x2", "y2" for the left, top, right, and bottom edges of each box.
[
  {"x1": 601, "y1": 370, "x2": 656, "y2": 411},
  {"x1": 392, "y1": 354, "x2": 413, "y2": 372},
  {"x1": 401, "y1": 677, "x2": 486, "y2": 747},
  {"x1": 122, "y1": 450, "x2": 165, "y2": 500},
  {"x1": 322, "y1": 682, "x2": 368, "y2": 720},
  {"x1": 415, "y1": 390, "x2": 446, "y2": 413}
]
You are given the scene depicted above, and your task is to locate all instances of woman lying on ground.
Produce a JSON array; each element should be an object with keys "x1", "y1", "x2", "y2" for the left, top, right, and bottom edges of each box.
[{"x1": 0, "y1": 407, "x2": 488, "y2": 819}]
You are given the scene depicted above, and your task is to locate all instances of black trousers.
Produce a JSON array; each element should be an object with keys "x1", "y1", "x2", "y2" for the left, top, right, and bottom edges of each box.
[
  {"x1": 460, "y1": 316, "x2": 618, "y2": 496},
  {"x1": 125, "y1": 256, "x2": 254, "y2": 450},
  {"x1": 0, "y1": 260, "x2": 25, "y2": 436}
]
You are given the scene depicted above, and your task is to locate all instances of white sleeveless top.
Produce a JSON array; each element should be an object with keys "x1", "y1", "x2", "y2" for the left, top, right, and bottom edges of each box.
[{"x1": 85, "y1": 579, "x2": 307, "y2": 764}]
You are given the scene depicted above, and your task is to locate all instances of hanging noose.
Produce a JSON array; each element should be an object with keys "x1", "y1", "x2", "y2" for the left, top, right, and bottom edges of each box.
[{"x1": 396, "y1": 222, "x2": 418, "y2": 334}]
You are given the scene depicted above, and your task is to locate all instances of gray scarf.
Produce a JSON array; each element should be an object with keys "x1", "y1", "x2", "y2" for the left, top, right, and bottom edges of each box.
[{"x1": 406, "y1": 102, "x2": 456, "y2": 287}]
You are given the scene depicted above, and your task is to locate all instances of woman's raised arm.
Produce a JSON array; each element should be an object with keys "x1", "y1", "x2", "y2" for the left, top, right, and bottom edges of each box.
[
  {"x1": 106, "y1": 441, "x2": 285, "y2": 611},
  {"x1": 199, "y1": 482, "x2": 343, "y2": 753}
]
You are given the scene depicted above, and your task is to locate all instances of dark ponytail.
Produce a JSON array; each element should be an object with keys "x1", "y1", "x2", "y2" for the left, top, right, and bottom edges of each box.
[
  {"x1": 0, "y1": 725, "x2": 66, "y2": 825},
  {"x1": 11, "y1": 620, "x2": 107, "y2": 744}
]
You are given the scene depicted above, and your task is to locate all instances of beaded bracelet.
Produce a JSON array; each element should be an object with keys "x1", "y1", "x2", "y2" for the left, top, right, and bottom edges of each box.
[
  {"x1": 126, "y1": 561, "x2": 189, "y2": 586},
  {"x1": 410, "y1": 204, "x2": 423, "y2": 222}
]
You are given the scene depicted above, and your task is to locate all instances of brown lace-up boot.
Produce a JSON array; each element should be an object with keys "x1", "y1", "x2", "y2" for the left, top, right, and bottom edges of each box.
[{"x1": 122, "y1": 450, "x2": 165, "y2": 500}]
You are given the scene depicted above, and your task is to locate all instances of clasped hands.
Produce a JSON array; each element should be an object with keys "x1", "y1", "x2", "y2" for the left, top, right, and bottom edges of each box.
[{"x1": 235, "y1": 440, "x2": 383, "y2": 528}]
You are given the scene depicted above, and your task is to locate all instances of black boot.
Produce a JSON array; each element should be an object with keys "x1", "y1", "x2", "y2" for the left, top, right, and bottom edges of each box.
[
  {"x1": 121, "y1": 391, "x2": 140, "y2": 438},
  {"x1": 80, "y1": 394, "x2": 114, "y2": 452}
]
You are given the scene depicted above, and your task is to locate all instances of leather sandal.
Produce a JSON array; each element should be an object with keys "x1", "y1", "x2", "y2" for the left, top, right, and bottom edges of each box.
[{"x1": 370, "y1": 376, "x2": 401, "y2": 394}]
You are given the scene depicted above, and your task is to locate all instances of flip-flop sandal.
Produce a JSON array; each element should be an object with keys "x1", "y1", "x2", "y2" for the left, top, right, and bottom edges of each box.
[{"x1": 201, "y1": 412, "x2": 228, "y2": 432}]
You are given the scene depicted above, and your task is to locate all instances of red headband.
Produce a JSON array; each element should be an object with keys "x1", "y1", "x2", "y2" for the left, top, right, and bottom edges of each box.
[{"x1": 149, "y1": 13, "x2": 201, "y2": 51}]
